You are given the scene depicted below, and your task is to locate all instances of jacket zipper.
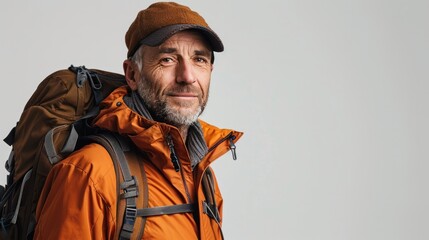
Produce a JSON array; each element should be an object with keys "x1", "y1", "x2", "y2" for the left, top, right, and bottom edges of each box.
[
  {"x1": 207, "y1": 132, "x2": 238, "y2": 160},
  {"x1": 166, "y1": 134, "x2": 192, "y2": 203},
  {"x1": 166, "y1": 135, "x2": 180, "y2": 172}
]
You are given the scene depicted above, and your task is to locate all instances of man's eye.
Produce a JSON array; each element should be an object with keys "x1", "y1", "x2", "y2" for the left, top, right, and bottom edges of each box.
[
  {"x1": 195, "y1": 57, "x2": 208, "y2": 63},
  {"x1": 161, "y1": 57, "x2": 174, "y2": 63}
]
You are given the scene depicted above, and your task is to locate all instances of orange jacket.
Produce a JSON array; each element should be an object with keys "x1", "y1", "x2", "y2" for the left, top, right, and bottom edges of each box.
[{"x1": 34, "y1": 86, "x2": 243, "y2": 240}]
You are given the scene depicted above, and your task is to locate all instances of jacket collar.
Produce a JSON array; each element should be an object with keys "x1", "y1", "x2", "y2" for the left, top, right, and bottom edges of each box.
[
  {"x1": 93, "y1": 86, "x2": 243, "y2": 170},
  {"x1": 118, "y1": 89, "x2": 208, "y2": 168}
]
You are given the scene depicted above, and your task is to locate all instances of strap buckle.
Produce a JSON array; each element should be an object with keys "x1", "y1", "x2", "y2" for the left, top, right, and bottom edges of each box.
[{"x1": 119, "y1": 206, "x2": 137, "y2": 239}]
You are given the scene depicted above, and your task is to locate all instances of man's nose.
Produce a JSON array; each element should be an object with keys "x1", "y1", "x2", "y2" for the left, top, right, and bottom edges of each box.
[{"x1": 176, "y1": 60, "x2": 196, "y2": 84}]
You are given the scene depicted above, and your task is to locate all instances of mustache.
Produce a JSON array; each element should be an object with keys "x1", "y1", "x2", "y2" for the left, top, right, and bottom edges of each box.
[{"x1": 166, "y1": 85, "x2": 201, "y2": 95}]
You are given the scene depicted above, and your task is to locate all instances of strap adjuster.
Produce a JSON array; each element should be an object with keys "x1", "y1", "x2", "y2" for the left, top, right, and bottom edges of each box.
[
  {"x1": 120, "y1": 176, "x2": 139, "y2": 199},
  {"x1": 121, "y1": 206, "x2": 137, "y2": 234}
]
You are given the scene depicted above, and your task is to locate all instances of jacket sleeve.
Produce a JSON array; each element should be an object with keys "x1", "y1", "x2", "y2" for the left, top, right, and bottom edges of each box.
[{"x1": 34, "y1": 144, "x2": 117, "y2": 240}]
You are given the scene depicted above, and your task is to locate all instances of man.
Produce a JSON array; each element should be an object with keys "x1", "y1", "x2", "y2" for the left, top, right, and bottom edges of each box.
[{"x1": 34, "y1": 2, "x2": 242, "y2": 240}]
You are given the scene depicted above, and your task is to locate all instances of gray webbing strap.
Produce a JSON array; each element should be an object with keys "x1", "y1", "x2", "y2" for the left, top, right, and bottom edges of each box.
[
  {"x1": 91, "y1": 133, "x2": 137, "y2": 240},
  {"x1": 60, "y1": 125, "x2": 79, "y2": 155},
  {"x1": 45, "y1": 125, "x2": 69, "y2": 165},
  {"x1": 136, "y1": 203, "x2": 194, "y2": 217},
  {"x1": 61, "y1": 107, "x2": 107, "y2": 157},
  {"x1": 11, "y1": 169, "x2": 32, "y2": 224}
]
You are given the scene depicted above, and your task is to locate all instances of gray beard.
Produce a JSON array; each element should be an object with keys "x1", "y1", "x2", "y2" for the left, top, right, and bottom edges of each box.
[{"x1": 136, "y1": 80, "x2": 205, "y2": 127}]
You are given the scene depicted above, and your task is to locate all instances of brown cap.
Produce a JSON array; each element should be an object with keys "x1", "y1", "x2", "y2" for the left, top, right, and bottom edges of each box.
[{"x1": 125, "y1": 2, "x2": 224, "y2": 58}]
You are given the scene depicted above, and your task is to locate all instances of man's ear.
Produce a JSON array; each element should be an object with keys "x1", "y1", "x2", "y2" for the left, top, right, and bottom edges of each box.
[{"x1": 123, "y1": 59, "x2": 138, "y2": 90}]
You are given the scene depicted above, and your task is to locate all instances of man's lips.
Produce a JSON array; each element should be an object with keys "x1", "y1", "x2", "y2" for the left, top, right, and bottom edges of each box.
[{"x1": 167, "y1": 92, "x2": 199, "y2": 98}]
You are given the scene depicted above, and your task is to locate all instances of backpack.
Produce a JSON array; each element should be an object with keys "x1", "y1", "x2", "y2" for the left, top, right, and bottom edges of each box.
[
  {"x1": 0, "y1": 65, "x2": 125, "y2": 239},
  {"x1": 0, "y1": 66, "x2": 221, "y2": 240}
]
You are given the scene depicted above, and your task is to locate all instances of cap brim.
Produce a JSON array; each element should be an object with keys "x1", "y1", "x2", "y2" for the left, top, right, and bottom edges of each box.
[{"x1": 130, "y1": 24, "x2": 224, "y2": 57}]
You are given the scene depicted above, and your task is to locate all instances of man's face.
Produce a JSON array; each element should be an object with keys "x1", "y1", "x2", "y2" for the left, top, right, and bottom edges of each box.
[{"x1": 135, "y1": 30, "x2": 213, "y2": 127}]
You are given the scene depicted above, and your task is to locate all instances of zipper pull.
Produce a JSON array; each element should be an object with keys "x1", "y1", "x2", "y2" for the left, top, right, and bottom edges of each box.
[
  {"x1": 166, "y1": 135, "x2": 180, "y2": 172},
  {"x1": 229, "y1": 135, "x2": 237, "y2": 160}
]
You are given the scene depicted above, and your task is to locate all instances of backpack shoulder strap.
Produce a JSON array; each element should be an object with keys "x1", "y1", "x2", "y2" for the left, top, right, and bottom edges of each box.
[
  {"x1": 83, "y1": 132, "x2": 148, "y2": 240},
  {"x1": 202, "y1": 167, "x2": 224, "y2": 239},
  {"x1": 85, "y1": 132, "x2": 203, "y2": 239}
]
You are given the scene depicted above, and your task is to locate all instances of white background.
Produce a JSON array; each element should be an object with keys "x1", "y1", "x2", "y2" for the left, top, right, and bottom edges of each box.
[{"x1": 1, "y1": 0, "x2": 428, "y2": 239}]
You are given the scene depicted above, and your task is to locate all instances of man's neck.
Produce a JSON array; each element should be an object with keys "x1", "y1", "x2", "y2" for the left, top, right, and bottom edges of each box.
[{"x1": 177, "y1": 125, "x2": 189, "y2": 142}]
